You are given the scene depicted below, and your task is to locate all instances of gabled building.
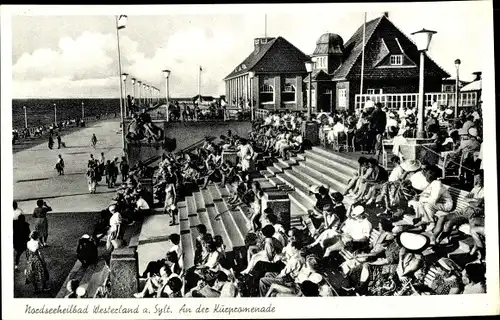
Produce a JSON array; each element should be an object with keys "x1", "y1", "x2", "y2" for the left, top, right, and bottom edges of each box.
[
  {"x1": 224, "y1": 14, "x2": 450, "y2": 113},
  {"x1": 308, "y1": 14, "x2": 450, "y2": 112},
  {"x1": 223, "y1": 36, "x2": 311, "y2": 110}
]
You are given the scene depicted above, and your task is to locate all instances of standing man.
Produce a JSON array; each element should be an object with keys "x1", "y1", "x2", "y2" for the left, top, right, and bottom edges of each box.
[
  {"x1": 55, "y1": 154, "x2": 65, "y2": 175},
  {"x1": 56, "y1": 134, "x2": 62, "y2": 149},
  {"x1": 119, "y1": 156, "x2": 129, "y2": 183},
  {"x1": 100, "y1": 152, "x2": 106, "y2": 177},
  {"x1": 91, "y1": 134, "x2": 97, "y2": 148}
]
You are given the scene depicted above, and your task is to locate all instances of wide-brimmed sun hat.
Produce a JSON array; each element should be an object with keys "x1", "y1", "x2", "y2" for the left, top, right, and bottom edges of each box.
[
  {"x1": 400, "y1": 159, "x2": 422, "y2": 172},
  {"x1": 76, "y1": 286, "x2": 86, "y2": 297},
  {"x1": 468, "y1": 127, "x2": 478, "y2": 137},
  {"x1": 397, "y1": 232, "x2": 430, "y2": 253},
  {"x1": 351, "y1": 205, "x2": 365, "y2": 217}
]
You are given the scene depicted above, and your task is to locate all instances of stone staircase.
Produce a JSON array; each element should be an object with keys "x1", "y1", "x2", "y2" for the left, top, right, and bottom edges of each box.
[{"x1": 260, "y1": 146, "x2": 475, "y2": 261}]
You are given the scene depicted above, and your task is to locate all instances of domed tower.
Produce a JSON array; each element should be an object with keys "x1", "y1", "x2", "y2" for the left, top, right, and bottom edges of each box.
[{"x1": 312, "y1": 33, "x2": 344, "y2": 74}]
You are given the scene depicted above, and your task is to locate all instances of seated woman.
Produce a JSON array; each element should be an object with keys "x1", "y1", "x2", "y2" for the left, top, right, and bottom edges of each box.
[
  {"x1": 134, "y1": 264, "x2": 172, "y2": 298},
  {"x1": 375, "y1": 159, "x2": 422, "y2": 215},
  {"x1": 343, "y1": 157, "x2": 368, "y2": 196},
  {"x1": 265, "y1": 254, "x2": 323, "y2": 297},
  {"x1": 241, "y1": 225, "x2": 284, "y2": 275},
  {"x1": 308, "y1": 186, "x2": 333, "y2": 229},
  {"x1": 219, "y1": 160, "x2": 236, "y2": 188},
  {"x1": 323, "y1": 205, "x2": 373, "y2": 259},
  {"x1": 432, "y1": 171, "x2": 484, "y2": 245},
  {"x1": 361, "y1": 158, "x2": 389, "y2": 205},
  {"x1": 200, "y1": 161, "x2": 220, "y2": 189},
  {"x1": 408, "y1": 165, "x2": 453, "y2": 231},
  {"x1": 423, "y1": 257, "x2": 462, "y2": 295},
  {"x1": 396, "y1": 232, "x2": 429, "y2": 283},
  {"x1": 305, "y1": 205, "x2": 341, "y2": 250}
]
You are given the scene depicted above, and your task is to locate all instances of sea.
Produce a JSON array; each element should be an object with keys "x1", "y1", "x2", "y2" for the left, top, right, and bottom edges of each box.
[{"x1": 11, "y1": 98, "x2": 121, "y2": 130}]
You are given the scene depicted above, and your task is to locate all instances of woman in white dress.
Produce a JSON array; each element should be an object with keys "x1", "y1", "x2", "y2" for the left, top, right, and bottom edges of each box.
[
  {"x1": 238, "y1": 138, "x2": 255, "y2": 172},
  {"x1": 163, "y1": 176, "x2": 177, "y2": 214}
]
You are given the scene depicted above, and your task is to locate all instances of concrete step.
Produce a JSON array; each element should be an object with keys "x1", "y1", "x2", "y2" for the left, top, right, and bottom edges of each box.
[
  {"x1": 278, "y1": 158, "x2": 297, "y2": 168},
  {"x1": 285, "y1": 168, "x2": 318, "y2": 191},
  {"x1": 260, "y1": 170, "x2": 274, "y2": 179},
  {"x1": 139, "y1": 213, "x2": 180, "y2": 245},
  {"x1": 201, "y1": 188, "x2": 233, "y2": 252},
  {"x1": 267, "y1": 175, "x2": 286, "y2": 187},
  {"x1": 289, "y1": 190, "x2": 312, "y2": 215},
  {"x1": 85, "y1": 260, "x2": 110, "y2": 298},
  {"x1": 181, "y1": 232, "x2": 195, "y2": 270},
  {"x1": 290, "y1": 155, "x2": 305, "y2": 163},
  {"x1": 186, "y1": 196, "x2": 197, "y2": 216},
  {"x1": 303, "y1": 155, "x2": 351, "y2": 186},
  {"x1": 276, "y1": 173, "x2": 315, "y2": 206},
  {"x1": 179, "y1": 205, "x2": 190, "y2": 235},
  {"x1": 209, "y1": 185, "x2": 246, "y2": 249},
  {"x1": 273, "y1": 162, "x2": 289, "y2": 172},
  {"x1": 304, "y1": 149, "x2": 355, "y2": 181},
  {"x1": 192, "y1": 192, "x2": 214, "y2": 236},
  {"x1": 266, "y1": 166, "x2": 281, "y2": 176},
  {"x1": 297, "y1": 162, "x2": 346, "y2": 193},
  {"x1": 194, "y1": 191, "x2": 205, "y2": 212}
]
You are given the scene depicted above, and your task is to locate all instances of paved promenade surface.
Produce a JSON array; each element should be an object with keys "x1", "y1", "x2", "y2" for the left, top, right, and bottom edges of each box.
[{"x1": 14, "y1": 119, "x2": 124, "y2": 214}]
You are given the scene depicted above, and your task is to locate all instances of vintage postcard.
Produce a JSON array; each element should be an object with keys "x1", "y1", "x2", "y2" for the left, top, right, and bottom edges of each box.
[{"x1": 1, "y1": 2, "x2": 498, "y2": 319}]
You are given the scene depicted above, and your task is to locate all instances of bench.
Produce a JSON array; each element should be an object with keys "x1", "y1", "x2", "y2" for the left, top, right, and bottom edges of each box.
[{"x1": 56, "y1": 260, "x2": 110, "y2": 298}]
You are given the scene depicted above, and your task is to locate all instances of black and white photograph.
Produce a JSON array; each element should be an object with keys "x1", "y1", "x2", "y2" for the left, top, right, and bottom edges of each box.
[{"x1": 1, "y1": 2, "x2": 498, "y2": 319}]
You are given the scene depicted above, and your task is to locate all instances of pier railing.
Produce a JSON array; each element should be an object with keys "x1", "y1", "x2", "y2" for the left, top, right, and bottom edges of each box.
[{"x1": 354, "y1": 92, "x2": 478, "y2": 110}]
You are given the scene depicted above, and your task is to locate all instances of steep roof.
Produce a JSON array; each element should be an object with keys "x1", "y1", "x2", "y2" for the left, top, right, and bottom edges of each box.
[
  {"x1": 223, "y1": 36, "x2": 310, "y2": 80},
  {"x1": 332, "y1": 16, "x2": 383, "y2": 80},
  {"x1": 333, "y1": 15, "x2": 450, "y2": 80}
]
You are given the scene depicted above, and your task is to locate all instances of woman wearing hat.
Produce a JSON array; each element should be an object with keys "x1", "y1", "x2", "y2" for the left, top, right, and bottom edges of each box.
[
  {"x1": 374, "y1": 159, "x2": 422, "y2": 213},
  {"x1": 408, "y1": 165, "x2": 453, "y2": 231},
  {"x1": 424, "y1": 258, "x2": 462, "y2": 295},
  {"x1": 305, "y1": 204, "x2": 341, "y2": 250},
  {"x1": 396, "y1": 232, "x2": 429, "y2": 282},
  {"x1": 323, "y1": 205, "x2": 372, "y2": 259}
]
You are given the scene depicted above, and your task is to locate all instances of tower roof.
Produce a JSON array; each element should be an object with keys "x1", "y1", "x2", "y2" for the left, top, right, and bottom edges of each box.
[{"x1": 313, "y1": 33, "x2": 344, "y2": 56}]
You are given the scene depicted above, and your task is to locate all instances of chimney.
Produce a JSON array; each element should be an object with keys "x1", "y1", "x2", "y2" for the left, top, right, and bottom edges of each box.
[
  {"x1": 253, "y1": 37, "x2": 275, "y2": 55},
  {"x1": 472, "y1": 71, "x2": 482, "y2": 81},
  {"x1": 383, "y1": 12, "x2": 389, "y2": 19}
]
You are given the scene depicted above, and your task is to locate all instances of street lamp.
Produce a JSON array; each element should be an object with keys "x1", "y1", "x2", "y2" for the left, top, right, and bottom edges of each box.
[
  {"x1": 249, "y1": 71, "x2": 255, "y2": 121},
  {"x1": 411, "y1": 28, "x2": 437, "y2": 139},
  {"x1": 137, "y1": 80, "x2": 142, "y2": 108},
  {"x1": 81, "y1": 102, "x2": 85, "y2": 119},
  {"x1": 53, "y1": 103, "x2": 57, "y2": 124},
  {"x1": 131, "y1": 77, "x2": 136, "y2": 115},
  {"x1": 454, "y1": 59, "x2": 461, "y2": 118},
  {"x1": 115, "y1": 14, "x2": 128, "y2": 156},
  {"x1": 23, "y1": 106, "x2": 28, "y2": 128},
  {"x1": 304, "y1": 61, "x2": 314, "y2": 121},
  {"x1": 143, "y1": 83, "x2": 147, "y2": 106},
  {"x1": 122, "y1": 73, "x2": 129, "y2": 116},
  {"x1": 162, "y1": 69, "x2": 171, "y2": 121}
]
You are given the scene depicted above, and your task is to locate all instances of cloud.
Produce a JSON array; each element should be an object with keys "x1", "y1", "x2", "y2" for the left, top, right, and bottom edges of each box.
[{"x1": 13, "y1": 26, "x2": 246, "y2": 98}]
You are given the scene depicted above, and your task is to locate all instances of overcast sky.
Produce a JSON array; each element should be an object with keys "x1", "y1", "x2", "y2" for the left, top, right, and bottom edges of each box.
[{"x1": 8, "y1": 1, "x2": 493, "y2": 99}]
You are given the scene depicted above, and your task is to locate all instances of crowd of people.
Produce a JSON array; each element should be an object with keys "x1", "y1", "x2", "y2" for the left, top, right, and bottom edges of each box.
[{"x1": 12, "y1": 96, "x2": 487, "y2": 298}]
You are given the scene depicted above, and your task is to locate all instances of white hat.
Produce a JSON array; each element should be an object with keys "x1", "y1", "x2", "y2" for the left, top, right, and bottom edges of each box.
[
  {"x1": 400, "y1": 159, "x2": 422, "y2": 172},
  {"x1": 109, "y1": 205, "x2": 116, "y2": 213},
  {"x1": 388, "y1": 112, "x2": 395, "y2": 118},
  {"x1": 445, "y1": 109, "x2": 453, "y2": 115},
  {"x1": 398, "y1": 232, "x2": 430, "y2": 252},
  {"x1": 81, "y1": 234, "x2": 90, "y2": 239},
  {"x1": 351, "y1": 205, "x2": 365, "y2": 217},
  {"x1": 468, "y1": 127, "x2": 478, "y2": 137}
]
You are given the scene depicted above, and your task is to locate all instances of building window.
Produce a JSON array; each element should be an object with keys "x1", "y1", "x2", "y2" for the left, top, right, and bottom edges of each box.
[
  {"x1": 338, "y1": 88, "x2": 347, "y2": 108},
  {"x1": 260, "y1": 84, "x2": 274, "y2": 103},
  {"x1": 282, "y1": 84, "x2": 296, "y2": 103},
  {"x1": 367, "y1": 89, "x2": 383, "y2": 95},
  {"x1": 390, "y1": 55, "x2": 403, "y2": 66}
]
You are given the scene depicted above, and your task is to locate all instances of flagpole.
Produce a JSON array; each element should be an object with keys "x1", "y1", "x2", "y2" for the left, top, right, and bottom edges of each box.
[
  {"x1": 198, "y1": 66, "x2": 201, "y2": 98},
  {"x1": 360, "y1": 12, "x2": 367, "y2": 100},
  {"x1": 116, "y1": 15, "x2": 126, "y2": 157}
]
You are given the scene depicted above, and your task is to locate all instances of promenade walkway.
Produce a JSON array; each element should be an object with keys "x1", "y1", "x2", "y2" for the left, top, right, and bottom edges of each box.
[{"x1": 14, "y1": 118, "x2": 124, "y2": 213}]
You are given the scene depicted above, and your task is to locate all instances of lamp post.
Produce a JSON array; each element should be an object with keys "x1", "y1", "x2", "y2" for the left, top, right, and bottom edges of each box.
[
  {"x1": 454, "y1": 59, "x2": 461, "y2": 118},
  {"x1": 81, "y1": 102, "x2": 85, "y2": 119},
  {"x1": 137, "y1": 80, "x2": 142, "y2": 108},
  {"x1": 23, "y1": 106, "x2": 27, "y2": 128},
  {"x1": 53, "y1": 103, "x2": 57, "y2": 124},
  {"x1": 162, "y1": 69, "x2": 171, "y2": 121},
  {"x1": 115, "y1": 14, "x2": 128, "y2": 156},
  {"x1": 411, "y1": 28, "x2": 437, "y2": 139},
  {"x1": 249, "y1": 71, "x2": 255, "y2": 121},
  {"x1": 143, "y1": 83, "x2": 147, "y2": 106},
  {"x1": 122, "y1": 73, "x2": 129, "y2": 116},
  {"x1": 131, "y1": 77, "x2": 136, "y2": 115},
  {"x1": 304, "y1": 61, "x2": 314, "y2": 121}
]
